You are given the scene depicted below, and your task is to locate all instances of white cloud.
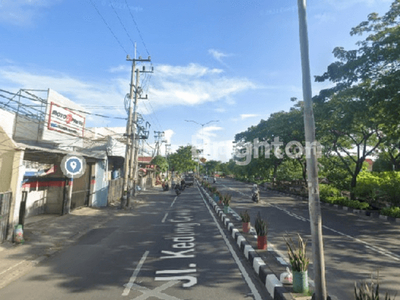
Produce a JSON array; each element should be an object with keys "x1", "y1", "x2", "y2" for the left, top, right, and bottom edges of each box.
[
  {"x1": 203, "y1": 126, "x2": 223, "y2": 138},
  {"x1": 322, "y1": 0, "x2": 391, "y2": 10},
  {"x1": 164, "y1": 129, "x2": 174, "y2": 143},
  {"x1": 0, "y1": 66, "x2": 127, "y2": 126},
  {"x1": 208, "y1": 49, "x2": 232, "y2": 63},
  {"x1": 240, "y1": 114, "x2": 259, "y2": 120},
  {"x1": 149, "y1": 63, "x2": 257, "y2": 107},
  {"x1": 0, "y1": 62, "x2": 257, "y2": 127},
  {"x1": 109, "y1": 65, "x2": 130, "y2": 73},
  {"x1": 156, "y1": 63, "x2": 223, "y2": 78},
  {"x1": 0, "y1": 0, "x2": 61, "y2": 26}
]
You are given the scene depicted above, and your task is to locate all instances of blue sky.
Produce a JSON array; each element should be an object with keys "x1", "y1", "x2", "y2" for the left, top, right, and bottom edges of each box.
[{"x1": 0, "y1": 0, "x2": 393, "y2": 161}]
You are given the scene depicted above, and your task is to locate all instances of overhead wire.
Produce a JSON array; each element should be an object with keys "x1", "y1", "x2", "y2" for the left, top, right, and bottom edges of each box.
[
  {"x1": 0, "y1": 90, "x2": 129, "y2": 151},
  {"x1": 88, "y1": 0, "x2": 128, "y2": 55},
  {"x1": 0, "y1": 90, "x2": 127, "y2": 120},
  {"x1": 124, "y1": 0, "x2": 151, "y2": 57},
  {"x1": 109, "y1": 0, "x2": 135, "y2": 52}
]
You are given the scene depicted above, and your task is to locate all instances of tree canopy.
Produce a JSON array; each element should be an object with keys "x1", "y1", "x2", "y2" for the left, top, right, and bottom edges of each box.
[
  {"x1": 167, "y1": 145, "x2": 197, "y2": 173},
  {"x1": 150, "y1": 155, "x2": 169, "y2": 173}
]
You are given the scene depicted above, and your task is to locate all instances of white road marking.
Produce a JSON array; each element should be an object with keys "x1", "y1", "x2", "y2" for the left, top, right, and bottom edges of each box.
[
  {"x1": 122, "y1": 250, "x2": 149, "y2": 296},
  {"x1": 271, "y1": 202, "x2": 400, "y2": 261},
  {"x1": 197, "y1": 185, "x2": 263, "y2": 300},
  {"x1": 0, "y1": 260, "x2": 26, "y2": 276},
  {"x1": 129, "y1": 281, "x2": 181, "y2": 300},
  {"x1": 222, "y1": 181, "x2": 400, "y2": 263},
  {"x1": 170, "y1": 196, "x2": 178, "y2": 207},
  {"x1": 156, "y1": 269, "x2": 197, "y2": 275},
  {"x1": 161, "y1": 213, "x2": 168, "y2": 223}
]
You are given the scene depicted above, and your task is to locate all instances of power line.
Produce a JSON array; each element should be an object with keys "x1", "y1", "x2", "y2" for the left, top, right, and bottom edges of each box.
[
  {"x1": 109, "y1": 0, "x2": 135, "y2": 51},
  {"x1": 88, "y1": 0, "x2": 128, "y2": 55},
  {"x1": 124, "y1": 0, "x2": 151, "y2": 57},
  {"x1": 0, "y1": 90, "x2": 127, "y2": 120}
]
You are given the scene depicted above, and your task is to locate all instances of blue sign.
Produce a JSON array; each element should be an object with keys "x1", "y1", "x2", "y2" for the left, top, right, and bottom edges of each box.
[{"x1": 61, "y1": 155, "x2": 86, "y2": 178}]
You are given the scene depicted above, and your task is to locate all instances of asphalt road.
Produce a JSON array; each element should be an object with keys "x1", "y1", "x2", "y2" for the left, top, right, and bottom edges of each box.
[
  {"x1": 213, "y1": 178, "x2": 400, "y2": 300},
  {"x1": 0, "y1": 184, "x2": 271, "y2": 300}
]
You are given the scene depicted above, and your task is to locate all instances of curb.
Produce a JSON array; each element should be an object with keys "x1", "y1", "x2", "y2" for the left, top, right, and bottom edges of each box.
[{"x1": 198, "y1": 184, "x2": 295, "y2": 300}]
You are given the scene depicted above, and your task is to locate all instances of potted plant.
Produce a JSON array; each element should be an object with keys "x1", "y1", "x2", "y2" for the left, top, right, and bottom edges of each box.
[
  {"x1": 240, "y1": 210, "x2": 251, "y2": 233},
  {"x1": 254, "y1": 211, "x2": 268, "y2": 249},
  {"x1": 216, "y1": 191, "x2": 223, "y2": 205},
  {"x1": 222, "y1": 193, "x2": 232, "y2": 213},
  {"x1": 213, "y1": 190, "x2": 220, "y2": 202},
  {"x1": 354, "y1": 272, "x2": 395, "y2": 300},
  {"x1": 210, "y1": 186, "x2": 217, "y2": 196},
  {"x1": 284, "y1": 233, "x2": 310, "y2": 294}
]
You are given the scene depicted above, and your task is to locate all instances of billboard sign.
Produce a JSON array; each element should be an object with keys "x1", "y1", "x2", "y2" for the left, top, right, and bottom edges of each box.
[{"x1": 47, "y1": 102, "x2": 85, "y2": 137}]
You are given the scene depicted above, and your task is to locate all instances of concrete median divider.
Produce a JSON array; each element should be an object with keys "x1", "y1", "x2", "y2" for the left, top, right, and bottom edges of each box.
[{"x1": 197, "y1": 181, "x2": 295, "y2": 300}]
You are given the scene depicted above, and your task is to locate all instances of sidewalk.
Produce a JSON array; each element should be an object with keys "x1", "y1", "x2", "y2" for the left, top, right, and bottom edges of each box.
[{"x1": 0, "y1": 187, "x2": 159, "y2": 290}]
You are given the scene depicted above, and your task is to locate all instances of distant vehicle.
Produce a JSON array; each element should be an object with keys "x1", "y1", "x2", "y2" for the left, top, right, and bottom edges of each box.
[
  {"x1": 184, "y1": 174, "x2": 194, "y2": 186},
  {"x1": 203, "y1": 175, "x2": 208, "y2": 180}
]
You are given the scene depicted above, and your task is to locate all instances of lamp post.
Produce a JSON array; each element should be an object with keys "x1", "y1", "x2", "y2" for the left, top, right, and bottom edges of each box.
[{"x1": 185, "y1": 119, "x2": 219, "y2": 177}]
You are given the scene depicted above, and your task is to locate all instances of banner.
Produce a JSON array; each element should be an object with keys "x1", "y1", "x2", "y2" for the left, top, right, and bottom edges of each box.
[{"x1": 47, "y1": 102, "x2": 85, "y2": 137}]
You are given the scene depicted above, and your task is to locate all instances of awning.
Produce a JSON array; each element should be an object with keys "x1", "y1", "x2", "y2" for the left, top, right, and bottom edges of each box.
[{"x1": 16, "y1": 142, "x2": 107, "y2": 163}]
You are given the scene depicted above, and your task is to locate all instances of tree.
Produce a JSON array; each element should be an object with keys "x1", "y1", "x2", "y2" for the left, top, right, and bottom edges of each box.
[
  {"x1": 313, "y1": 92, "x2": 384, "y2": 198},
  {"x1": 372, "y1": 151, "x2": 397, "y2": 172},
  {"x1": 167, "y1": 146, "x2": 197, "y2": 173},
  {"x1": 313, "y1": 1, "x2": 400, "y2": 197},
  {"x1": 151, "y1": 155, "x2": 169, "y2": 173},
  {"x1": 234, "y1": 100, "x2": 307, "y2": 185},
  {"x1": 205, "y1": 160, "x2": 220, "y2": 175}
]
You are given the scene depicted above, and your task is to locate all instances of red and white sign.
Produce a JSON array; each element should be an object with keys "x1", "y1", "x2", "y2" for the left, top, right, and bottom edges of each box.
[{"x1": 47, "y1": 102, "x2": 85, "y2": 137}]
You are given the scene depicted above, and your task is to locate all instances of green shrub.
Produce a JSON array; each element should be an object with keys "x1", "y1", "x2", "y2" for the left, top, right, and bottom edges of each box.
[
  {"x1": 380, "y1": 206, "x2": 400, "y2": 218},
  {"x1": 338, "y1": 198, "x2": 370, "y2": 210},
  {"x1": 322, "y1": 196, "x2": 369, "y2": 210},
  {"x1": 354, "y1": 171, "x2": 400, "y2": 206},
  {"x1": 353, "y1": 171, "x2": 382, "y2": 202},
  {"x1": 319, "y1": 184, "x2": 341, "y2": 201},
  {"x1": 376, "y1": 172, "x2": 400, "y2": 205}
]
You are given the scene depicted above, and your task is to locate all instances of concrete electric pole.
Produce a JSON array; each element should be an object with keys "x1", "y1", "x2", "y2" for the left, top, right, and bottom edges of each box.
[
  {"x1": 122, "y1": 54, "x2": 152, "y2": 207},
  {"x1": 297, "y1": 1, "x2": 328, "y2": 299}
]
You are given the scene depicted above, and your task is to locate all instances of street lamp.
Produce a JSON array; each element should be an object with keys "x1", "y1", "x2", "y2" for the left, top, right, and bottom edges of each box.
[{"x1": 185, "y1": 119, "x2": 219, "y2": 177}]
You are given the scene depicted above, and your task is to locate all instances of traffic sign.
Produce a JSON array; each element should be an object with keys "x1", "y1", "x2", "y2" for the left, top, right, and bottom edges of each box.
[{"x1": 61, "y1": 155, "x2": 86, "y2": 178}]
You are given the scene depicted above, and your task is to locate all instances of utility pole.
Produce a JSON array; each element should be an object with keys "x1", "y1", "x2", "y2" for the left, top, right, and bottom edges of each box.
[
  {"x1": 130, "y1": 63, "x2": 153, "y2": 201},
  {"x1": 122, "y1": 53, "x2": 152, "y2": 207},
  {"x1": 297, "y1": 1, "x2": 327, "y2": 299},
  {"x1": 154, "y1": 131, "x2": 165, "y2": 157},
  {"x1": 165, "y1": 143, "x2": 171, "y2": 179}
]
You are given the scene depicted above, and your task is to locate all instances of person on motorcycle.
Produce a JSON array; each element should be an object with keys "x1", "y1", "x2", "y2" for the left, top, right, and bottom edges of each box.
[
  {"x1": 180, "y1": 178, "x2": 186, "y2": 190},
  {"x1": 252, "y1": 184, "x2": 259, "y2": 202},
  {"x1": 213, "y1": 177, "x2": 216, "y2": 183},
  {"x1": 175, "y1": 183, "x2": 181, "y2": 195}
]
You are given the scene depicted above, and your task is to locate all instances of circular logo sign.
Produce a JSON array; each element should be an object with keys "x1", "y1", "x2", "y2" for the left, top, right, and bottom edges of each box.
[{"x1": 61, "y1": 155, "x2": 86, "y2": 178}]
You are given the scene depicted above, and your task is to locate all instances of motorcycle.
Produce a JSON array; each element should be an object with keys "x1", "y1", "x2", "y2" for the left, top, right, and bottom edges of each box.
[
  {"x1": 162, "y1": 182, "x2": 169, "y2": 191},
  {"x1": 175, "y1": 184, "x2": 181, "y2": 196},
  {"x1": 180, "y1": 180, "x2": 186, "y2": 191},
  {"x1": 252, "y1": 190, "x2": 259, "y2": 203}
]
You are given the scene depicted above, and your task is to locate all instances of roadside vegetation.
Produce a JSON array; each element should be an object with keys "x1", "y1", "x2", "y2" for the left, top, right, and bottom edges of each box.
[{"x1": 167, "y1": 2, "x2": 400, "y2": 219}]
